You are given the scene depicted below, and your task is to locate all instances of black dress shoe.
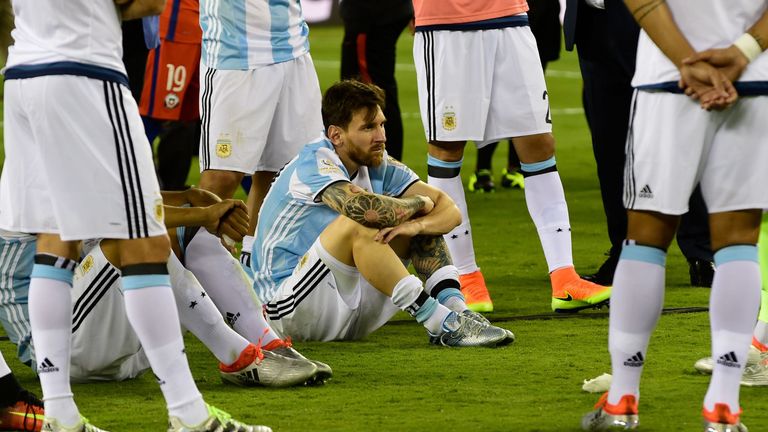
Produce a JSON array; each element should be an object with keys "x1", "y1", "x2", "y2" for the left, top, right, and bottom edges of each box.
[
  {"x1": 689, "y1": 258, "x2": 715, "y2": 287},
  {"x1": 581, "y1": 254, "x2": 619, "y2": 286}
]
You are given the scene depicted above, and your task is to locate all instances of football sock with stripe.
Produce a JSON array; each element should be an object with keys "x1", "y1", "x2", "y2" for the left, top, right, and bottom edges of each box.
[
  {"x1": 121, "y1": 264, "x2": 207, "y2": 426},
  {"x1": 28, "y1": 254, "x2": 80, "y2": 427},
  {"x1": 392, "y1": 275, "x2": 452, "y2": 334},
  {"x1": 167, "y1": 253, "x2": 249, "y2": 365},
  {"x1": 607, "y1": 243, "x2": 666, "y2": 405},
  {"x1": 427, "y1": 155, "x2": 479, "y2": 275},
  {"x1": 239, "y1": 235, "x2": 255, "y2": 279},
  {"x1": 185, "y1": 229, "x2": 279, "y2": 346},
  {"x1": 704, "y1": 245, "x2": 760, "y2": 412},
  {"x1": 520, "y1": 158, "x2": 573, "y2": 272},
  {"x1": 424, "y1": 265, "x2": 467, "y2": 313}
]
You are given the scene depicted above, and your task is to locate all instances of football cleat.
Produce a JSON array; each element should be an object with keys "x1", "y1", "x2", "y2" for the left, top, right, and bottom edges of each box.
[
  {"x1": 467, "y1": 169, "x2": 495, "y2": 193},
  {"x1": 459, "y1": 270, "x2": 493, "y2": 312},
  {"x1": 41, "y1": 416, "x2": 108, "y2": 432},
  {"x1": 460, "y1": 309, "x2": 515, "y2": 343},
  {"x1": 219, "y1": 343, "x2": 317, "y2": 388},
  {"x1": 429, "y1": 311, "x2": 512, "y2": 348},
  {"x1": 500, "y1": 168, "x2": 525, "y2": 189},
  {"x1": 702, "y1": 403, "x2": 748, "y2": 432},
  {"x1": 694, "y1": 345, "x2": 762, "y2": 375},
  {"x1": 262, "y1": 338, "x2": 332, "y2": 385},
  {"x1": 167, "y1": 405, "x2": 271, "y2": 432},
  {"x1": 581, "y1": 393, "x2": 638, "y2": 431},
  {"x1": 740, "y1": 350, "x2": 768, "y2": 387},
  {"x1": 0, "y1": 390, "x2": 44, "y2": 432},
  {"x1": 551, "y1": 266, "x2": 611, "y2": 313}
]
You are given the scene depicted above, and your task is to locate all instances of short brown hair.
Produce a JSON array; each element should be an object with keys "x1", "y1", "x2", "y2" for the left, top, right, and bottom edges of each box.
[{"x1": 322, "y1": 80, "x2": 385, "y2": 130}]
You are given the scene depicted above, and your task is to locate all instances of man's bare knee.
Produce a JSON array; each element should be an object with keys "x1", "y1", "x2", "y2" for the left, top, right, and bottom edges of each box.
[
  {"x1": 428, "y1": 141, "x2": 466, "y2": 162},
  {"x1": 117, "y1": 235, "x2": 171, "y2": 267},
  {"x1": 199, "y1": 169, "x2": 245, "y2": 199},
  {"x1": 512, "y1": 133, "x2": 555, "y2": 164}
]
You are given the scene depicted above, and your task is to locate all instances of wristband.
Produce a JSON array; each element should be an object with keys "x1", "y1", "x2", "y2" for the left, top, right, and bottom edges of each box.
[{"x1": 734, "y1": 33, "x2": 763, "y2": 62}]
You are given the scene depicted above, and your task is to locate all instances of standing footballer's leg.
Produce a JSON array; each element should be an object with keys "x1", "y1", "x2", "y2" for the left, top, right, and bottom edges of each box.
[
  {"x1": 513, "y1": 133, "x2": 611, "y2": 312},
  {"x1": 28, "y1": 235, "x2": 81, "y2": 428},
  {"x1": 427, "y1": 142, "x2": 494, "y2": 313},
  {"x1": 582, "y1": 210, "x2": 676, "y2": 431},
  {"x1": 702, "y1": 211, "x2": 761, "y2": 429}
]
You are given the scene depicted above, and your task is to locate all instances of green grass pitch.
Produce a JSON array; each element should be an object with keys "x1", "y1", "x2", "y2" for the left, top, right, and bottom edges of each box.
[{"x1": 2, "y1": 25, "x2": 768, "y2": 431}]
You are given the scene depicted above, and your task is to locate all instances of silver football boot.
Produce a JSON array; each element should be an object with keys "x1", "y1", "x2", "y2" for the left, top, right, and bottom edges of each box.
[
  {"x1": 694, "y1": 345, "x2": 762, "y2": 375},
  {"x1": 581, "y1": 394, "x2": 638, "y2": 431},
  {"x1": 703, "y1": 421, "x2": 748, "y2": 432},
  {"x1": 219, "y1": 349, "x2": 317, "y2": 388},
  {"x1": 167, "y1": 404, "x2": 271, "y2": 432},
  {"x1": 429, "y1": 311, "x2": 511, "y2": 347},
  {"x1": 266, "y1": 340, "x2": 333, "y2": 385},
  {"x1": 460, "y1": 309, "x2": 516, "y2": 344},
  {"x1": 740, "y1": 350, "x2": 768, "y2": 387}
]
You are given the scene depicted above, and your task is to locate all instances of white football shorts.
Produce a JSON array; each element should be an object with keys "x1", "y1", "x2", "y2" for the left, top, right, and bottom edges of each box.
[
  {"x1": 70, "y1": 244, "x2": 148, "y2": 382},
  {"x1": 199, "y1": 53, "x2": 324, "y2": 174},
  {"x1": 0, "y1": 76, "x2": 166, "y2": 240},
  {"x1": 413, "y1": 26, "x2": 553, "y2": 146},
  {"x1": 624, "y1": 91, "x2": 768, "y2": 214},
  {"x1": 263, "y1": 239, "x2": 399, "y2": 341}
]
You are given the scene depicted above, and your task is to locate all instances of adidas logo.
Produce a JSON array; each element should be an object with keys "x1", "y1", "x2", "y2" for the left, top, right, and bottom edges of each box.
[
  {"x1": 623, "y1": 351, "x2": 644, "y2": 367},
  {"x1": 226, "y1": 312, "x2": 241, "y2": 326},
  {"x1": 639, "y1": 184, "x2": 653, "y2": 199},
  {"x1": 717, "y1": 351, "x2": 741, "y2": 368},
  {"x1": 38, "y1": 357, "x2": 59, "y2": 373}
]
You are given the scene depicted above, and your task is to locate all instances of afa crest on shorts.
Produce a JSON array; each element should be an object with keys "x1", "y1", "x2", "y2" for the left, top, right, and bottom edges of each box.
[
  {"x1": 216, "y1": 135, "x2": 232, "y2": 158},
  {"x1": 442, "y1": 107, "x2": 457, "y2": 131}
]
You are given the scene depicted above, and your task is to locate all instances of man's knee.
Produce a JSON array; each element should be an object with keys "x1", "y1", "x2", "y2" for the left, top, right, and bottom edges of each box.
[
  {"x1": 199, "y1": 169, "x2": 245, "y2": 199},
  {"x1": 710, "y1": 210, "x2": 762, "y2": 251},
  {"x1": 626, "y1": 210, "x2": 679, "y2": 250},
  {"x1": 117, "y1": 235, "x2": 171, "y2": 266},
  {"x1": 428, "y1": 141, "x2": 466, "y2": 162},
  {"x1": 512, "y1": 133, "x2": 555, "y2": 163}
]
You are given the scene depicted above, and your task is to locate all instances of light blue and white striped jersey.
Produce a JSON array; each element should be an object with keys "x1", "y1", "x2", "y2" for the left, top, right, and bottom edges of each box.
[
  {"x1": 633, "y1": 0, "x2": 768, "y2": 94},
  {"x1": 252, "y1": 138, "x2": 419, "y2": 303},
  {"x1": 200, "y1": 0, "x2": 311, "y2": 69},
  {"x1": 4, "y1": 0, "x2": 128, "y2": 81}
]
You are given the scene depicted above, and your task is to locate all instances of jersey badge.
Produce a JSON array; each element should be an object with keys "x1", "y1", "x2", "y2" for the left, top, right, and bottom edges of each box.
[
  {"x1": 216, "y1": 136, "x2": 232, "y2": 158},
  {"x1": 164, "y1": 93, "x2": 180, "y2": 109}
]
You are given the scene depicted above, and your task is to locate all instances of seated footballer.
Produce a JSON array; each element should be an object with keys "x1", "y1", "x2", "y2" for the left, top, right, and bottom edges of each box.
[{"x1": 250, "y1": 80, "x2": 514, "y2": 346}]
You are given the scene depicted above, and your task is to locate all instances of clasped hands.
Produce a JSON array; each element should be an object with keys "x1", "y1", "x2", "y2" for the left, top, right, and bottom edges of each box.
[{"x1": 678, "y1": 45, "x2": 749, "y2": 111}]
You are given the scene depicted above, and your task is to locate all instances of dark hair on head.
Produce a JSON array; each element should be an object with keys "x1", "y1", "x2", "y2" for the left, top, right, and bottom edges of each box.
[{"x1": 322, "y1": 80, "x2": 386, "y2": 131}]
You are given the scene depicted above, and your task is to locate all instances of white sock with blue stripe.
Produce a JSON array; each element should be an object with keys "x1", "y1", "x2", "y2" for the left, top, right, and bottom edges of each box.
[
  {"x1": 427, "y1": 155, "x2": 479, "y2": 275},
  {"x1": 425, "y1": 265, "x2": 467, "y2": 313},
  {"x1": 704, "y1": 245, "x2": 761, "y2": 413},
  {"x1": 520, "y1": 157, "x2": 573, "y2": 272},
  {"x1": 28, "y1": 254, "x2": 80, "y2": 427},
  {"x1": 607, "y1": 242, "x2": 666, "y2": 405},
  {"x1": 392, "y1": 275, "x2": 452, "y2": 334},
  {"x1": 121, "y1": 264, "x2": 207, "y2": 426}
]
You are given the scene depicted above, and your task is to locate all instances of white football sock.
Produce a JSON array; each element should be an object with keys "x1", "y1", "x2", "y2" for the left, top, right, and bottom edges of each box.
[
  {"x1": 391, "y1": 274, "x2": 451, "y2": 334},
  {"x1": 424, "y1": 265, "x2": 467, "y2": 312},
  {"x1": 167, "y1": 254, "x2": 250, "y2": 365},
  {"x1": 185, "y1": 229, "x2": 279, "y2": 346},
  {"x1": 121, "y1": 273, "x2": 207, "y2": 426},
  {"x1": 607, "y1": 243, "x2": 666, "y2": 405},
  {"x1": 704, "y1": 246, "x2": 761, "y2": 412},
  {"x1": 427, "y1": 156, "x2": 479, "y2": 275},
  {"x1": 29, "y1": 256, "x2": 80, "y2": 427},
  {"x1": 520, "y1": 160, "x2": 573, "y2": 272}
]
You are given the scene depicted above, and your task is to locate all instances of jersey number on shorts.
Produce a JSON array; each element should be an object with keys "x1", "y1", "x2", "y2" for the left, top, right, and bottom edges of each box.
[
  {"x1": 166, "y1": 64, "x2": 187, "y2": 92},
  {"x1": 543, "y1": 90, "x2": 552, "y2": 124}
]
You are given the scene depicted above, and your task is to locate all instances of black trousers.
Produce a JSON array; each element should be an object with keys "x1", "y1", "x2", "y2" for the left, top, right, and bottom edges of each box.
[
  {"x1": 340, "y1": 16, "x2": 411, "y2": 161},
  {"x1": 574, "y1": 1, "x2": 711, "y2": 260}
]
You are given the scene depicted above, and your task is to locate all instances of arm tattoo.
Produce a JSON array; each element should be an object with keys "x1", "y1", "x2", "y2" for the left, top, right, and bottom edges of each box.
[
  {"x1": 631, "y1": 0, "x2": 666, "y2": 24},
  {"x1": 409, "y1": 235, "x2": 452, "y2": 281},
  {"x1": 321, "y1": 183, "x2": 424, "y2": 228}
]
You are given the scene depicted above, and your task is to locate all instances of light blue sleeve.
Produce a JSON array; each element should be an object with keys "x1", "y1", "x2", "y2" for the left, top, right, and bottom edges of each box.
[
  {"x1": 379, "y1": 156, "x2": 420, "y2": 197},
  {"x1": 294, "y1": 145, "x2": 351, "y2": 203}
]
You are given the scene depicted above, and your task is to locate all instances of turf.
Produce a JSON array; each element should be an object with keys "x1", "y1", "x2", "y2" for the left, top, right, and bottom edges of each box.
[{"x1": 2, "y1": 25, "x2": 768, "y2": 431}]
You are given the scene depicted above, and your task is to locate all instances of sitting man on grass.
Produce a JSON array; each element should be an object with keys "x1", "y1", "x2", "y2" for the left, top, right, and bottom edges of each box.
[{"x1": 251, "y1": 80, "x2": 514, "y2": 347}]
